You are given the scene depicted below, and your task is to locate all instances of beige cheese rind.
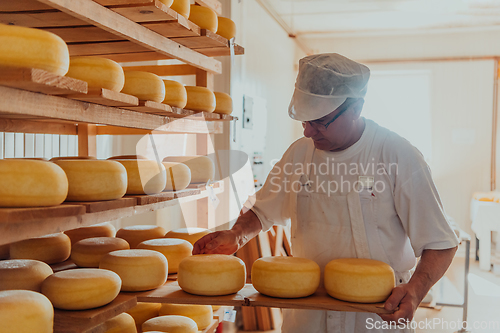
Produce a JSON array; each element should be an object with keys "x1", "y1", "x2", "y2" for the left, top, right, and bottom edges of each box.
[
  {"x1": 214, "y1": 92, "x2": 233, "y2": 114},
  {"x1": 162, "y1": 156, "x2": 214, "y2": 184},
  {"x1": 137, "y1": 238, "x2": 192, "y2": 274},
  {"x1": 66, "y1": 56, "x2": 125, "y2": 92},
  {"x1": 164, "y1": 227, "x2": 210, "y2": 246},
  {"x1": 184, "y1": 86, "x2": 216, "y2": 113},
  {"x1": 64, "y1": 222, "x2": 117, "y2": 245},
  {"x1": 71, "y1": 237, "x2": 130, "y2": 268},
  {"x1": 126, "y1": 302, "x2": 162, "y2": 332},
  {"x1": 10, "y1": 233, "x2": 71, "y2": 265},
  {"x1": 116, "y1": 225, "x2": 167, "y2": 249},
  {"x1": 102, "y1": 312, "x2": 137, "y2": 333},
  {"x1": 115, "y1": 159, "x2": 167, "y2": 195},
  {"x1": 122, "y1": 71, "x2": 166, "y2": 103},
  {"x1": 216, "y1": 17, "x2": 236, "y2": 40},
  {"x1": 162, "y1": 162, "x2": 191, "y2": 191},
  {"x1": 0, "y1": 259, "x2": 53, "y2": 292},
  {"x1": 171, "y1": 0, "x2": 190, "y2": 18},
  {"x1": 159, "y1": 304, "x2": 213, "y2": 330},
  {"x1": 188, "y1": 5, "x2": 218, "y2": 33},
  {"x1": 163, "y1": 80, "x2": 187, "y2": 108},
  {"x1": 142, "y1": 315, "x2": 198, "y2": 333}
]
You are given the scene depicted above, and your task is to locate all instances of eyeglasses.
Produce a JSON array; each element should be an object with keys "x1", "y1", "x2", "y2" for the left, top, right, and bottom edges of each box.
[{"x1": 301, "y1": 100, "x2": 355, "y2": 131}]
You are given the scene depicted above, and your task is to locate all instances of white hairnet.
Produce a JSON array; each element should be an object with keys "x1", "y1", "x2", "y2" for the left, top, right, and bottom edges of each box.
[{"x1": 288, "y1": 53, "x2": 370, "y2": 121}]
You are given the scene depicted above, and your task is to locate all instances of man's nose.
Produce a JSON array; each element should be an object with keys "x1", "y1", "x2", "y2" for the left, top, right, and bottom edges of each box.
[{"x1": 303, "y1": 122, "x2": 318, "y2": 138}]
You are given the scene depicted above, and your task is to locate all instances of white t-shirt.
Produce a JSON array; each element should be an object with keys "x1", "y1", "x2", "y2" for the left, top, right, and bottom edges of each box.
[{"x1": 249, "y1": 118, "x2": 459, "y2": 272}]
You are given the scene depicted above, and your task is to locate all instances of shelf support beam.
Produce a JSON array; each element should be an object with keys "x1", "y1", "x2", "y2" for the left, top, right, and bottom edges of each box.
[{"x1": 78, "y1": 124, "x2": 97, "y2": 157}]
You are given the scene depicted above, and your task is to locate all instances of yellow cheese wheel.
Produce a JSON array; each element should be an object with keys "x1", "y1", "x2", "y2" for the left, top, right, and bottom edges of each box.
[
  {"x1": 102, "y1": 312, "x2": 137, "y2": 333},
  {"x1": 178, "y1": 254, "x2": 245, "y2": 296},
  {"x1": 0, "y1": 23, "x2": 69, "y2": 75},
  {"x1": 137, "y1": 238, "x2": 192, "y2": 274},
  {"x1": 71, "y1": 237, "x2": 130, "y2": 268},
  {"x1": 324, "y1": 258, "x2": 395, "y2": 303},
  {"x1": 162, "y1": 162, "x2": 191, "y2": 191},
  {"x1": 214, "y1": 92, "x2": 233, "y2": 114},
  {"x1": 0, "y1": 159, "x2": 68, "y2": 207},
  {"x1": 162, "y1": 156, "x2": 215, "y2": 184},
  {"x1": 189, "y1": 5, "x2": 218, "y2": 33},
  {"x1": 171, "y1": 0, "x2": 190, "y2": 18},
  {"x1": 115, "y1": 160, "x2": 167, "y2": 195},
  {"x1": 10, "y1": 233, "x2": 71, "y2": 264},
  {"x1": 122, "y1": 71, "x2": 165, "y2": 103},
  {"x1": 116, "y1": 225, "x2": 167, "y2": 249},
  {"x1": 251, "y1": 256, "x2": 320, "y2": 298},
  {"x1": 100, "y1": 249, "x2": 168, "y2": 291},
  {"x1": 54, "y1": 160, "x2": 128, "y2": 201},
  {"x1": 143, "y1": 315, "x2": 197, "y2": 333},
  {"x1": 158, "y1": 0, "x2": 173, "y2": 7},
  {"x1": 164, "y1": 228, "x2": 210, "y2": 246},
  {"x1": 184, "y1": 86, "x2": 216, "y2": 112},
  {"x1": 126, "y1": 302, "x2": 162, "y2": 332},
  {"x1": 66, "y1": 56, "x2": 125, "y2": 92},
  {"x1": 64, "y1": 222, "x2": 117, "y2": 245},
  {"x1": 41, "y1": 268, "x2": 121, "y2": 310},
  {"x1": 0, "y1": 290, "x2": 53, "y2": 333},
  {"x1": 159, "y1": 304, "x2": 213, "y2": 330},
  {"x1": 0, "y1": 243, "x2": 9, "y2": 260},
  {"x1": 108, "y1": 155, "x2": 148, "y2": 160},
  {"x1": 216, "y1": 17, "x2": 236, "y2": 40},
  {"x1": 0, "y1": 259, "x2": 53, "y2": 292},
  {"x1": 163, "y1": 80, "x2": 187, "y2": 108},
  {"x1": 50, "y1": 156, "x2": 96, "y2": 161}
]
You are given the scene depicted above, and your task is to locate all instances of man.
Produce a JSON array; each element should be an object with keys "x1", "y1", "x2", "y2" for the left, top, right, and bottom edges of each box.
[{"x1": 194, "y1": 53, "x2": 459, "y2": 332}]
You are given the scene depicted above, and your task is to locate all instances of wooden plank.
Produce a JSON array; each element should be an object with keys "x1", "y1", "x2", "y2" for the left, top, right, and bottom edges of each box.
[
  {"x1": 0, "y1": 11, "x2": 87, "y2": 28},
  {"x1": 201, "y1": 319, "x2": 219, "y2": 333},
  {"x1": 0, "y1": 119, "x2": 77, "y2": 135},
  {"x1": 64, "y1": 197, "x2": 137, "y2": 213},
  {"x1": 53, "y1": 294, "x2": 137, "y2": 333},
  {"x1": 0, "y1": 0, "x2": 54, "y2": 12},
  {"x1": 78, "y1": 124, "x2": 97, "y2": 157},
  {"x1": 241, "y1": 306, "x2": 258, "y2": 331},
  {"x1": 103, "y1": 52, "x2": 172, "y2": 63},
  {"x1": 0, "y1": 205, "x2": 85, "y2": 224},
  {"x1": 120, "y1": 64, "x2": 197, "y2": 76},
  {"x1": 128, "y1": 188, "x2": 200, "y2": 205},
  {"x1": 194, "y1": 44, "x2": 245, "y2": 57},
  {"x1": 125, "y1": 100, "x2": 174, "y2": 115},
  {"x1": 0, "y1": 67, "x2": 88, "y2": 95},
  {"x1": 65, "y1": 88, "x2": 139, "y2": 108},
  {"x1": 68, "y1": 41, "x2": 149, "y2": 56},
  {"x1": 255, "y1": 306, "x2": 273, "y2": 331},
  {"x1": 195, "y1": 0, "x2": 222, "y2": 16},
  {"x1": 111, "y1": 0, "x2": 177, "y2": 23},
  {"x1": 43, "y1": 26, "x2": 123, "y2": 43},
  {"x1": 95, "y1": 120, "x2": 224, "y2": 135},
  {"x1": 93, "y1": 0, "x2": 153, "y2": 5},
  {"x1": 51, "y1": 259, "x2": 78, "y2": 273},
  {"x1": 37, "y1": 0, "x2": 222, "y2": 74},
  {"x1": 143, "y1": 15, "x2": 200, "y2": 38},
  {"x1": 171, "y1": 30, "x2": 227, "y2": 49}
]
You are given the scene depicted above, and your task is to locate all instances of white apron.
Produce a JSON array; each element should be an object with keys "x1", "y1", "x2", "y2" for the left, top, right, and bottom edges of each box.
[{"x1": 281, "y1": 135, "x2": 413, "y2": 333}]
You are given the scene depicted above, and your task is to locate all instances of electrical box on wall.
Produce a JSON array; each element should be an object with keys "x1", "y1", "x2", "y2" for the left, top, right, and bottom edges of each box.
[{"x1": 243, "y1": 95, "x2": 253, "y2": 129}]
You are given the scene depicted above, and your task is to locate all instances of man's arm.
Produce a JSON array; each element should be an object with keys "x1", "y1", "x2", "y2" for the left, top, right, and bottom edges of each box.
[{"x1": 379, "y1": 246, "x2": 458, "y2": 322}]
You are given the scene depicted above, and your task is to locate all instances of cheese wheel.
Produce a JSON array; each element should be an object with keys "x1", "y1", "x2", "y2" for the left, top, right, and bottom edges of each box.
[
  {"x1": 137, "y1": 238, "x2": 192, "y2": 274},
  {"x1": 184, "y1": 86, "x2": 216, "y2": 112},
  {"x1": 122, "y1": 71, "x2": 165, "y2": 103},
  {"x1": 54, "y1": 160, "x2": 127, "y2": 201},
  {"x1": 162, "y1": 162, "x2": 191, "y2": 191},
  {"x1": 115, "y1": 160, "x2": 167, "y2": 195},
  {"x1": 189, "y1": 5, "x2": 218, "y2": 33},
  {"x1": 100, "y1": 249, "x2": 168, "y2": 291},
  {"x1": 216, "y1": 17, "x2": 236, "y2": 40},
  {"x1": 126, "y1": 302, "x2": 162, "y2": 332},
  {"x1": 163, "y1": 80, "x2": 187, "y2": 108},
  {"x1": 324, "y1": 258, "x2": 395, "y2": 303},
  {"x1": 0, "y1": 23, "x2": 69, "y2": 75},
  {"x1": 159, "y1": 304, "x2": 213, "y2": 330},
  {"x1": 108, "y1": 155, "x2": 148, "y2": 160},
  {"x1": 116, "y1": 225, "x2": 167, "y2": 249},
  {"x1": 0, "y1": 290, "x2": 53, "y2": 333},
  {"x1": 102, "y1": 313, "x2": 137, "y2": 333},
  {"x1": 171, "y1": 0, "x2": 190, "y2": 18},
  {"x1": 214, "y1": 92, "x2": 233, "y2": 114},
  {"x1": 251, "y1": 256, "x2": 320, "y2": 298},
  {"x1": 0, "y1": 259, "x2": 53, "y2": 292},
  {"x1": 10, "y1": 233, "x2": 71, "y2": 264},
  {"x1": 71, "y1": 237, "x2": 130, "y2": 268},
  {"x1": 178, "y1": 254, "x2": 245, "y2": 296},
  {"x1": 143, "y1": 315, "x2": 197, "y2": 333},
  {"x1": 64, "y1": 222, "x2": 117, "y2": 245},
  {"x1": 162, "y1": 156, "x2": 215, "y2": 184},
  {"x1": 0, "y1": 243, "x2": 9, "y2": 260},
  {"x1": 41, "y1": 268, "x2": 121, "y2": 310},
  {"x1": 158, "y1": 0, "x2": 173, "y2": 7},
  {"x1": 0, "y1": 159, "x2": 68, "y2": 207},
  {"x1": 50, "y1": 156, "x2": 96, "y2": 161},
  {"x1": 164, "y1": 228, "x2": 210, "y2": 246},
  {"x1": 66, "y1": 56, "x2": 125, "y2": 92}
]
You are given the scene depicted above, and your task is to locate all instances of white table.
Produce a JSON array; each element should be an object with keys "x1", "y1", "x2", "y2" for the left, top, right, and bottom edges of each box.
[{"x1": 470, "y1": 199, "x2": 500, "y2": 270}]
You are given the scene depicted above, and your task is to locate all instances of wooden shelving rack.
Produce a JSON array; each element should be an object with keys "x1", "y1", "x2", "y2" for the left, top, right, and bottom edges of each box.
[{"x1": 0, "y1": 0, "x2": 241, "y2": 331}]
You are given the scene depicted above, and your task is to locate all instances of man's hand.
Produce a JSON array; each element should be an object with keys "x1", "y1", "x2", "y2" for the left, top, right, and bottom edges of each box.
[
  {"x1": 193, "y1": 230, "x2": 239, "y2": 255},
  {"x1": 379, "y1": 283, "x2": 423, "y2": 323}
]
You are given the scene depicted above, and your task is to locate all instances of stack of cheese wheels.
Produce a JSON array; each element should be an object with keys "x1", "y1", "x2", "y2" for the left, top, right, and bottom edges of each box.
[
  {"x1": 0, "y1": 23, "x2": 70, "y2": 75},
  {"x1": 170, "y1": 0, "x2": 190, "y2": 18},
  {"x1": 184, "y1": 86, "x2": 216, "y2": 112},
  {"x1": 162, "y1": 162, "x2": 191, "y2": 191},
  {"x1": 0, "y1": 259, "x2": 53, "y2": 292},
  {"x1": 162, "y1": 156, "x2": 215, "y2": 184},
  {"x1": 10, "y1": 233, "x2": 71, "y2": 264},
  {"x1": 0, "y1": 159, "x2": 68, "y2": 207},
  {"x1": 178, "y1": 254, "x2": 246, "y2": 296},
  {"x1": 64, "y1": 222, "x2": 117, "y2": 245},
  {"x1": 53, "y1": 160, "x2": 127, "y2": 201},
  {"x1": 214, "y1": 92, "x2": 233, "y2": 115},
  {"x1": 126, "y1": 302, "x2": 162, "y2": 332},
  {"x1": 143, "y1": 315, "x2": 197, "y2": 333},
  {"x1": 121, "y1": 71, "x2": 165, "y2": 103},
  {"x1": 101, "y1": 313, "x2": 137, "y2": 333},
  {"x1": 100, "y1": 249, "x2": 168, "y2": 291},
  {"x1": 324, "y1": 258, "x2": 395, "y2": 303},
  {"x1": 71, "y1": 237, "x2": 130, "y2": 268},
  {"x1": 41, "y1": 268, "x2": 121, "y2": 310},
  {"x1": 65, "y1": 56, "x2": 125, "y2": 92},
  {"x1": 251, "y1": 257, "x2": 320, "y2": 298},
  {"x1": 138, "y1": 238, "x2": 192, "y2": 274},
  {"x1": 0, "y1": 290, "x2": 53, "y2": 333},
  {"x1": 116, "y1": 225, "x2": 167, "y2": 249},
  {"x1": 0, "y1": 244, "x2": 9, "y2": 260},
  {"x1": 216, "y1": 17, "x2": 236, "y2": 40},
  {"x1": 164, "y1": 227, "x2": 210, "y2": 246},
  {"x1": 163, "y1": 80, "x2": 187, "y2": 108},
  {"x1": 189, "y1": 5, "x2": 217, "y2": 32},
  {"x1": 159, "y1": 304, "x2": 213, "y2": 330},
  {"x1": 114, "y1": 159, "x2": 167, "y2": 195}
]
